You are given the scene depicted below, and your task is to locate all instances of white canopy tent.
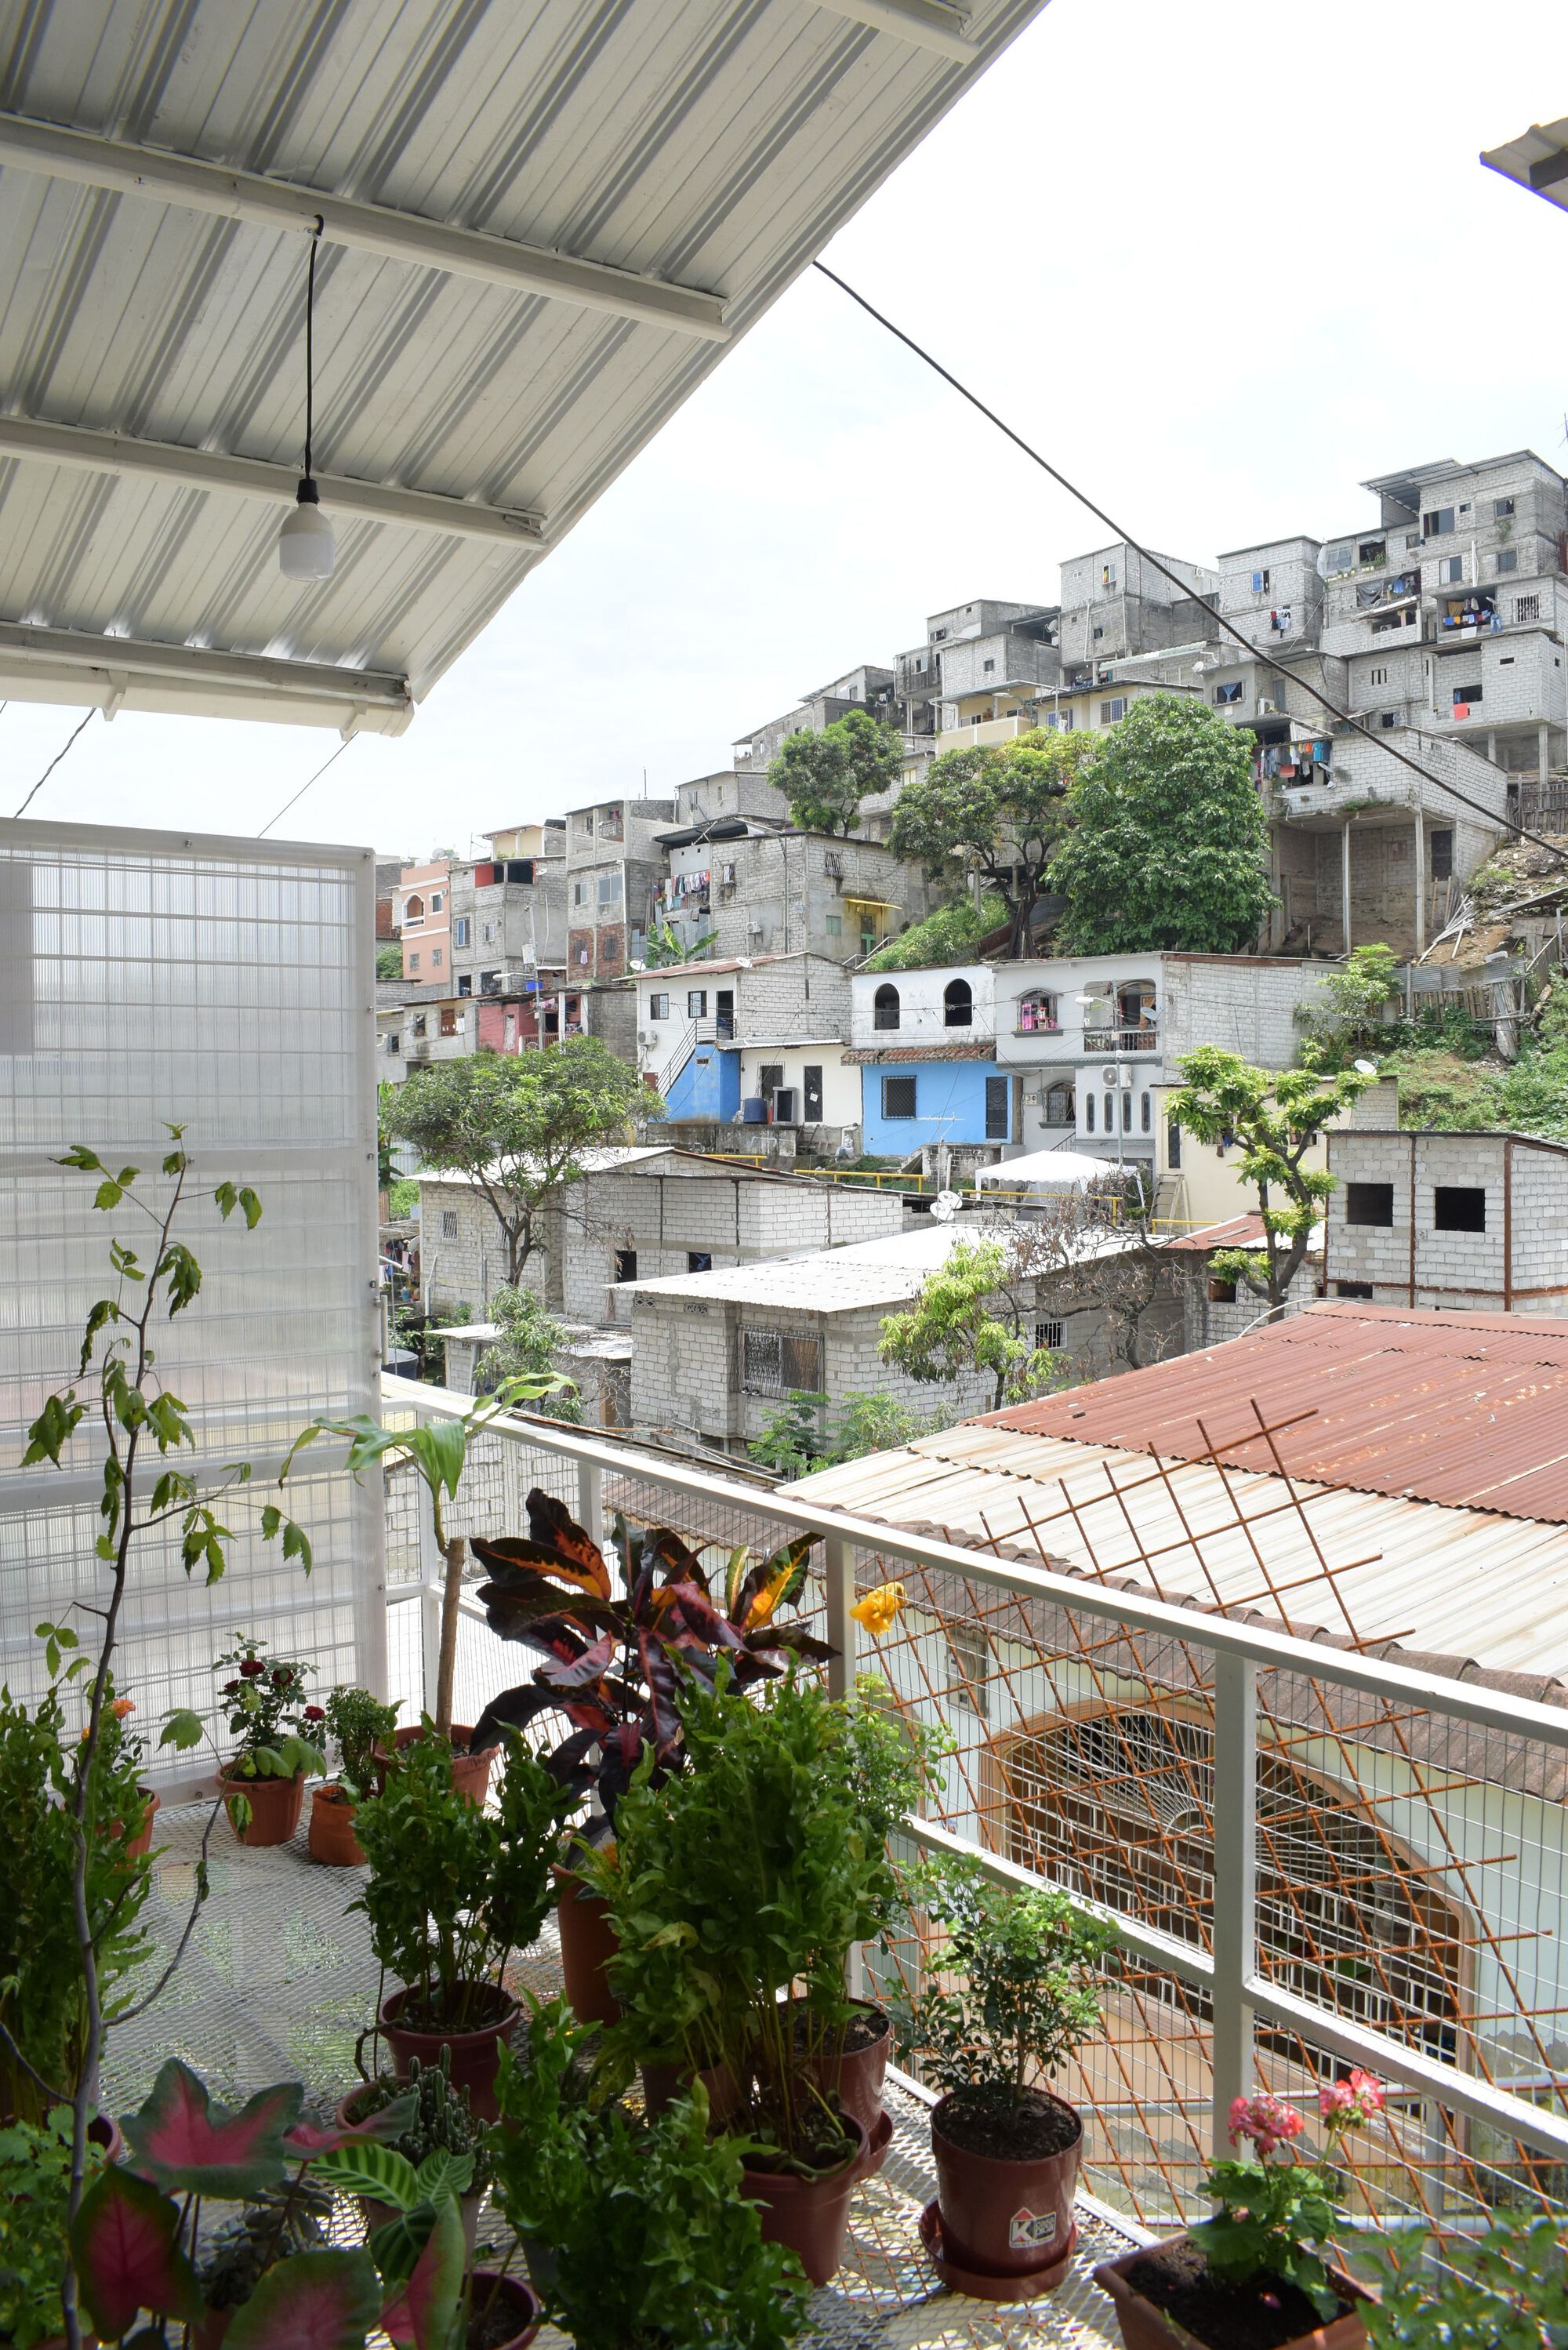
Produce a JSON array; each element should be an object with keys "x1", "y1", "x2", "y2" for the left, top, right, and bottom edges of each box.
[
  {"x1": 975, "y1": 1147, "x2": 1122, "y2": 1191},
  {"x1": 0, "y1": 0, "x2": 1045, "y2": 734}
]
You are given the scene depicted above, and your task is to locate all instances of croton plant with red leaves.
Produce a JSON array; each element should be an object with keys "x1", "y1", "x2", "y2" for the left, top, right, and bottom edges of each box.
[
  {"x1": 469, "y1": 1490, "x2": 834, "y2": 1832},
  {"x1": 66, "y1": 2056, "x2": 486, "y2": 2349}
]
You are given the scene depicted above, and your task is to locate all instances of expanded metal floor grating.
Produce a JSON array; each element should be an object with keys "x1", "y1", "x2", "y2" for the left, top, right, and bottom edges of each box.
[{"x1": 104, "y1": 1803, "x2": 1135, "y2": 2350}]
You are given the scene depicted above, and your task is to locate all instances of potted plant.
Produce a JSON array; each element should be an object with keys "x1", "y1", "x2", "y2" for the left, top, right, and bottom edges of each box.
[
  {"x1": 352, "y1": 1725, "x2": 570, "y2": 2118},
  {"x1": 310, "y1": 1685, "x2": 401, "y2": 1867},
  {"x1": 1094, "y1": 2078, "x2": 1385, "y2": 2350},
  {"x1": 209, "y1": 1633, "x2": 327, "y2": 1847},
  {"x1": 907, "y1": 1857, "x2": 1115, "y2": 2297},
  {"x1": 334, "y1": 2049, "x2": 492, "y2": 2254},
  {"x1": 592, "y1": 1672, "x2": 887, "y2": 2285},
  {"x1": 466, "y1": 1491, "x2": 829, "y2": 2024},
  {"x1": 67, "y1": 2054, "x2": 532, "y2": 2350},
  {"x1": 0, "y1": 2108, "x2": 108, "y2": 2348},
  {"x1": 491, "y1": 1999, "x2": 809, "y2": 2350},
  {"x1": 0, "y1": 1668, "x2": 154, "y2": 2136},
  {"x1": 1363, "y1": 2206, "x2": 1566, "y2": 2347}
]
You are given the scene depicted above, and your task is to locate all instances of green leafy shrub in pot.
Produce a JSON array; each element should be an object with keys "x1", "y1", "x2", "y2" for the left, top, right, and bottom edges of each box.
[
  {"x1": 591, "y1": 1670, "x2": 891, "y2": 2175},
  {"x1": 324, "y1": 1685, "x2": 401, "y2": 1803},
  {"x1": 353, "y1": 1722, "x2": 569, "y2": 2113},
  {"x1": 0, "y1": 2108, "x2": 107, "y2": 2347},
  {"x1": 0, "y1": 1676, "x2": 153, "y2": 2127},
  {"x1": 212, "y1": 1633, "x2": 323, "y2": 1784},
  {"x1": 491, "y1": 1999, "x2": 809, "y2": 2350},
  {"x1": 908, "y1": 1857, "x2": 1114, "y2": 2283},
  {"x1": 1363, "y1": 2209, "x2": 1568, "y2": 2348}
]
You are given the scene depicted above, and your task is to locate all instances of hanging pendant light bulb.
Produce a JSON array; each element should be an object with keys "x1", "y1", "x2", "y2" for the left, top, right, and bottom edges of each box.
[{"x1": 279, "y1": 217, "x2": 335, "y2": 581}]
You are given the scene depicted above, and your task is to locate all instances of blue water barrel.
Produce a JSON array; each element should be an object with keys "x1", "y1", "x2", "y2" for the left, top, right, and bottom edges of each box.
[{"x1": 741, "y1": 1096, "x2": 768, "y2": 1124}]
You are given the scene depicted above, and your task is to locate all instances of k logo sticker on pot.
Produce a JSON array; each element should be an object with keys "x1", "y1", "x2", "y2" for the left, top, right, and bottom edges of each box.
[{"x1": 1008, "y1": 2207, "x2": 1060, "y2": 2250}]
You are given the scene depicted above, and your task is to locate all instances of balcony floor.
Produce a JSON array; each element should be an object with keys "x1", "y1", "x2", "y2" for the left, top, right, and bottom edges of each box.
[{"x1": 105, "y1": 1802, "x2": 1135, "y2": 2350}]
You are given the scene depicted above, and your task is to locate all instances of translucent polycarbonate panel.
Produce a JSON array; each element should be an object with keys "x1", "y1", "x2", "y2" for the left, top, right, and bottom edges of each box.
[{"x1": 0, "y1": 819, "x2": 382, "y2": 1751}]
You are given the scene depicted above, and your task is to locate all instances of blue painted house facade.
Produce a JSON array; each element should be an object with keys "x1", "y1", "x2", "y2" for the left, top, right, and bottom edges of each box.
[{"x1": 858, "y1": 1055, "x2": 1012, "y2": 1155}]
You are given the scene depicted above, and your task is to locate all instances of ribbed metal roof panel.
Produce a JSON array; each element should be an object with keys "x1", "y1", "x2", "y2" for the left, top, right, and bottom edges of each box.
[
  {"x1": 0, "y1": 0, "x2": 1044, "y2": 728},
  {"x1": 985, "y1": 1302, "x2": 1568, "y2": 1524}
]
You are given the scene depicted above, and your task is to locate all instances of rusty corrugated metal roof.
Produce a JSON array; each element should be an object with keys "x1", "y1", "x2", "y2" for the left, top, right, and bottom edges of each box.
[{"x1": 986, "y1": 1301, "x2": 1568, "y2": 1524}]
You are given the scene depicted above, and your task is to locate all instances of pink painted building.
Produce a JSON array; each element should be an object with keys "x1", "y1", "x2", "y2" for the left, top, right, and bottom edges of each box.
[{"x1": 396, "y1": 859, "x2": 451, "y2": 986}]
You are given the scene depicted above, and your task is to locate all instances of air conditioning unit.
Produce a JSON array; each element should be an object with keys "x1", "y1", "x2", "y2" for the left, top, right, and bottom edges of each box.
[
  {"x1": 772, "y1": 1088, "x2": 799, "y2": 1125},
  {"x1": 1258, "y1": 698, "x2": 1279, "y2": 715},
  {"x1": 1101, "y1": 1065, "x2": 1120, "y2": 1086}
]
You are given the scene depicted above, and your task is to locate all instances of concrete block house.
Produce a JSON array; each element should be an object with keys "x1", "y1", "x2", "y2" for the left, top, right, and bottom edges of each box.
[{"x1": 1324, "y1": 1128, "x2": 1568, "y2": 1313}]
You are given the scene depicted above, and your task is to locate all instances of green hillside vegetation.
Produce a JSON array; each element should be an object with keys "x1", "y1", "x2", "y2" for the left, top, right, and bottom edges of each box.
[
  {"x1": 862, "y1": 893, "x2": 1007, "y2": 972},
  {"x1": 1382, "y1": 993, "x2": 1568, "y2": 1140}
]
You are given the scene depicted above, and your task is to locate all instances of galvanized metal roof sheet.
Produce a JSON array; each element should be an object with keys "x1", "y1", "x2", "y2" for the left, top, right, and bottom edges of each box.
[{"x1": 0, "y1": 0, "x2": 1044, "y2": 730}]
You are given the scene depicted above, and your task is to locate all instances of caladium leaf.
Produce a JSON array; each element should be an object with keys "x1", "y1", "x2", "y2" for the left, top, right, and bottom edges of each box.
[
  {"x1": 71, "y1": 2162, "x2": 202, "y2": 2337},
  {"x1": 380, "y1": 2196, "x2": 466, "y2": 2350},
  {"x1": 223, "y1": 2247, "x2": 383, "y2": 2349},
  {"x1": 307, "y1": 2141, "x2": 423, "y2": 2209},
  {"x1": 735, "y1": 1535, "x2": 815, "y2": 1632},
  {"x1": 284, "y1": 2089, "x2": 419, "y2": 2154},
  {"x1": 122, "y1": 2058, "x2": 301, "y2": 2196}
]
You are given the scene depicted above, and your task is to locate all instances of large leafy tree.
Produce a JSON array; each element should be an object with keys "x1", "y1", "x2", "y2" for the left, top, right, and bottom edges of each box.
[
  {"x1": 768, "y1": 705, "x2": 903, "y2": 837},
  {"x1": 1050, "y1": 693, "x2": 1275, "y2": 953},
  {"x1": 1168, "y1": 1048, "x2": 1374, "y2": 1317},
  {"x1": 890, "y1": 728, "x2": 1089, "y2": 956},
  {"x1": 387, "y1": 1039, "x2": 655, "y2": 1285},
  {"x1": 878, "y1": 1236, "x2": 1060, "y2": 1411}
]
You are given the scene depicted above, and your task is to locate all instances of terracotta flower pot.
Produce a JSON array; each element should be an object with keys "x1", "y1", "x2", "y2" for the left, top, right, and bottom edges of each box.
[
  {"x1": 378, "y1": 1982, "x2": 519, "y2": 2123},
  {"x1": 641, "y1": 2058, "x2": 742, "y2": 2127},
  {"x1": 87, "y1": 2112, "x2": 125, "y2": 2164},
  {"x1": 308, "y1": 1782, "x2": 365, "y2": 1866},
  {"x1": 552, "y1": 1865, "x2": 620, "y2": 2025},
  {"x1": 800, "y1": 1999, "x2": 892, "y2": 2177},
  {"x1": 931, "y1": 2087, "x2": 1082, "y2": 2283},
  {"x1": 390, "y1": 1723, "x2": 498, "y2": 1805},
  {"x1": 1094, "y1": 2236, "x2": 1372, "y2": 2350},
  {"x1": 362, "y1": 2186, "x2": 483, "y2": 2258},
  {"x1": 122, "y1": 1787, "x2": 160, "y2": 1859},
  {"x1": 740, "y1": 2110, "x2": 866, "y2": 2288},
  {"x1": 221, "y1": 1769, "x2": 305, "y2": 1847},
  {"x1": 466, "y1": 2273, "x2": 543, "y2": 2350}
]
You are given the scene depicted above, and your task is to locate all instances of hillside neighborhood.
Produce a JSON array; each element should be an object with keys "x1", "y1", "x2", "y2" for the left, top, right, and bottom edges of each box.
[{"x1": 9, "y1": 11, "x2": 1568, "y2": 2347}]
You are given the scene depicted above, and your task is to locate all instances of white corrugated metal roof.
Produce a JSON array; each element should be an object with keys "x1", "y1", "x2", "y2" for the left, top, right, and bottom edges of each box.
[
  {"x1": 629, "y1": 1215, "x2": 967, "y2": 1309},
  {"x1": 0, "y1": 0, "x2": 1044, "y2": 732},
  {"x1": 786, "y1": 1417, "x2": 1568, "y2": 1676}
]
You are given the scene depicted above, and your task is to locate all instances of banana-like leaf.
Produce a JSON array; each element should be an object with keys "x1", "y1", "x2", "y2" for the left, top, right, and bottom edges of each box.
[
  {"x1": 122, "y1": 2058, "x2": 301, "y2": 2196},
  {"x1": 71, "y1": 2163, "x2": 202, "y2": 2337},
  {"x1": 735, "y1": 1535, "x2": 815, "y2": 1633},
  {"x1": 307, "y1": 2140, "x2": 423, "y2": 2210},
  {"x1": 223, "y1": 2247, "x2": 383, "y2": 2349},
  {"x1": 470, "y1": 1534, "x2": 610, "y2": 1606}
]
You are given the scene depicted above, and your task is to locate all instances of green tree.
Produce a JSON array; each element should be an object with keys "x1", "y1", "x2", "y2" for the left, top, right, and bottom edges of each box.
[
  {"x1": 642, "y1": 916, "x2": 716, "y2": 968},
  {"x1": 1296, "y1": 943, "x2": 1400, "y2": 1064},
  {"x1": 768, "y1": 704, "x2": 903, "y2": 837},
  {"x1": 862, "y1": 893, "x2": 1007, "y2": 972},
  {"x1": 746, "y1": 1387, "x2": 944, "y2": 1478},
  {"x1": 890, "y1": 728, "x2": 1088, "y2": 955},
  {"x1": 1169, "y1": 1048, "x2": 1374, "y2": 1317},
  {"x1": 477, "y1": 1285, "x2": 583, "y2": 1422},
  {"x1": 878, "y1": 1237, "x2": 1060, "y2": 1411},
  {"x1": 387, "y1": 1040, "x2": 657, "y2": 1285},
  {"x1": 1050, "y1": 694, "x2": 1275, "y2": 953},
  {"x1": 376, "y1": 943, "x2": 405, "y2": 980}
]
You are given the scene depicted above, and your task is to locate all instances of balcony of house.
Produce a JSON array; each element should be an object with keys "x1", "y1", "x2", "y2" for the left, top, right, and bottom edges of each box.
[{"x1": 934, "y1": 710, "x2": 1036, "y2": 754}]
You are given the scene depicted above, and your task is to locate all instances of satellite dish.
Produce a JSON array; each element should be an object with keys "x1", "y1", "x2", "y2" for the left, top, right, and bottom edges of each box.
[
  {"x1": 1352, "y1": 1058, "x2": 1379, "y2": 1078},
  {"x1": 931, "y1": 1190, "x2": 961, "y2": 1222}
]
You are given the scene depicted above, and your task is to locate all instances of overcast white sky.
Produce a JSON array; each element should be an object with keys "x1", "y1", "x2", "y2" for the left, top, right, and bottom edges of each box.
[{"x1": 5, "y1": 0, "x2": 1564, "y2": 855}]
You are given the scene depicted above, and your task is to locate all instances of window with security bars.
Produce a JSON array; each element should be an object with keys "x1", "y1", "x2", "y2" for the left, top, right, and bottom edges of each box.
[
  {"x1": 741, "y1": 1328, "x2": 821, "y2": 1396},
  {"x1": 946, "y1": 1622, "x2": 992, "y2": 1717}
]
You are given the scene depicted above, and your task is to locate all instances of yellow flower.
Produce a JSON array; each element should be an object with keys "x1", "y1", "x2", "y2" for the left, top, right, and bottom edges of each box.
[{"x1": 850, "y1": 1582, "x2": 907, "y2": 1638}]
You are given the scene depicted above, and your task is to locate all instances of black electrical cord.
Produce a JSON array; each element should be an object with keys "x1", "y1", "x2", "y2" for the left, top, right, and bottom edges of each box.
[
  {"x1": 813, "y1": 260, "x2": 1559, "y2": 860},
  {"x1": 13, "y1": 706, "x2": 98, "y2": 817},
  {"x1": 304, "y1": 215, "x2": 323, "y2": 481}
]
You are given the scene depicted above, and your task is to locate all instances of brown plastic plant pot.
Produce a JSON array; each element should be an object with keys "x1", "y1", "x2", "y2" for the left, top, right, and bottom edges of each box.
[
  {"x1": 220, "y1": 1769, "x2": 305, "y2": 1847},
  {"x1": 362, "y1": 2186, "x2": 483, "y2": 2259},
  {"x1": 308, "y1": 1782, "x2": 366, "y2": 1866},
  {"x1": 930, "y1": 2087, "x2": 1083, "y2": 2281},
  {"x1": 1093, "y1": 2239, "x2": 1372, "y2": 2350},
  {"x1": 740, "y1": 2110, "x2": 867, "y2": 2289},
  {"x1": 641, "y1": 2058, "x2": 742, "y2": 2127},
  {"x1": 800, "y1": 1999, "x2": 892, "y2": 2175},
  {"x1": 920, "y1": 2200, "x2": 1077, "y2": 2301},
  {"x1": 552, "y1": 1864, "x2": 620, "y2": 2025},
  {"x1": 377, "y1": 1982, "x2": 520, "y2": 2123},
  {"x1": 466, "y1": 2273, "x2": 543, "y2": 2350},
  {"x1": 390, "y1": 1723, "x2": 499, "y2": 1805},
  {"x1": 121, "y1": 1786, "x2": 160, "y2": 1859}
]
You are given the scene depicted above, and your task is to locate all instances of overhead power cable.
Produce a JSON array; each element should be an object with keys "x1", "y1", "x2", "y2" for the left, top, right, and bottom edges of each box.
[
  {"x1": 13, "y1": 706, "x2": 98, "y2": 817},
  {"x1": 814, "y1": 260, "x2": 1559, "y2": 859},
  {"x1": 256, "y1": 736, "x2": 354, "y2": 837}
]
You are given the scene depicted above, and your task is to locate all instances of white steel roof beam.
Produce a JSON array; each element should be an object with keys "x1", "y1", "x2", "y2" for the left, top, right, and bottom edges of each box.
[
  {"x1": 0, "y1": 113, "x2": 730, "y2": 342},
  {"x1": 0, "y1": 621, "x2": 411, "y2": 732},
  {"x1": 0, "y1": 415, "x2": 544, "y2": 544},
  {"x1": 810, "y1": 0, "x2": 978, "y2": 62}
]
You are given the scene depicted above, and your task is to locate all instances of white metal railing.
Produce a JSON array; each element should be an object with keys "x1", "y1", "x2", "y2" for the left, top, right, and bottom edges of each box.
[{"x1": 380, "y1": 1371, "x2": 1568, "y2": 2196}]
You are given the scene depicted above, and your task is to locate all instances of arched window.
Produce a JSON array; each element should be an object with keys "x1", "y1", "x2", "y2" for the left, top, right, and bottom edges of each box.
[
  {"x1": 404, "y1": 893, "x2": 425, "y2": 921},
  {"x1": 1044, "y1": 1083, "x2": 1074, "y2": 1127},
  {"x1": 944, "y1": 977, "x2": 974, "y2": 1028},
  {"x1": 1086, "y1": 1094, "x2": 1096, "y2": 1133},
  {"x1": 1120, "y1": 1089, "x2": 1132, "y2": 1132},
  {"x1": 873, "y1": 983, "x2": 901, "y2": 1031},
  {"x1": 1018, "y1": 990, "x2": 1059, "y2": 1035},
  {"x1": 1141, "y1": 1090, "x2": 1152, "y2": 1132}
]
